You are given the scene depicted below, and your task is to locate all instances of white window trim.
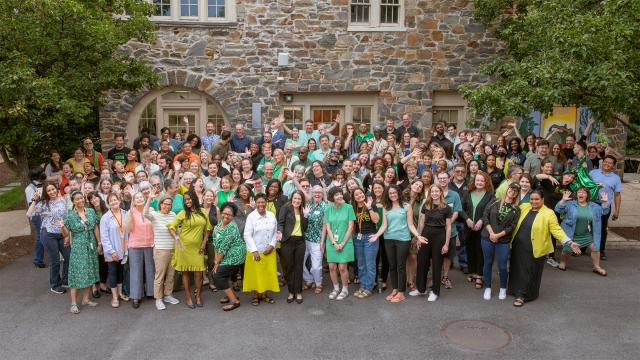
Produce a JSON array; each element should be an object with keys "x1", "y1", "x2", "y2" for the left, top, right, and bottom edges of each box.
[
  {"x1": 348, "y1": 0, "x2": 406, "y2": 32},
  {"x1": 149, "y1": 0, "x2": 236, "y2": 23}
]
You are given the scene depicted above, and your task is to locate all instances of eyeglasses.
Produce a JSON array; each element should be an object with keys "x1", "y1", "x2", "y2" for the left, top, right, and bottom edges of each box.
[{"x1": 301, "y1": 184, "x2": 310, "y2": 188}]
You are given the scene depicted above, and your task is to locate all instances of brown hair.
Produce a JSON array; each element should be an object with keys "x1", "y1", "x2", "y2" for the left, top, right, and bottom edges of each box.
[{"x1": 467, "y1": 170, "x2": 494, "y2": 192}]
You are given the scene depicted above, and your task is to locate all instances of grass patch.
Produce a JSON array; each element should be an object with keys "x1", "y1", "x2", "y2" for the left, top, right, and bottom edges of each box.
[{"x1": 0, "y1": 186, "x2": 24, "y2": 212}]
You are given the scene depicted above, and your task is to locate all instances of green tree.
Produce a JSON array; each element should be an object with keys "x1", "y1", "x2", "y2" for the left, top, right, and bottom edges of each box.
[
  {"x1": 461, "y1": 0, "x2": 640, "y2": 136},
  {"x1": 0, "y1": 0, "x2": 158, "y2": 187}
]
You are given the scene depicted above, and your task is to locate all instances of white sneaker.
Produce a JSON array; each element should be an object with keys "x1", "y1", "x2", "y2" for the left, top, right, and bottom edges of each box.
[
  {"x1": 336, "y1": 288, "x2": 349, "y2": 300},
  {"x1": 328, "y1": 288, "x2": 340, "y2": 300},
  {"x1": 427, "y1": 291, "x2": 438, "y2": 302},
  {"x1": 546, "y1": 257, "x2": 559, "y2": 268},
  {"x1": 163, "y1": 295, "x2": 180, "y2": 305},
  {"x1": 483, "y1": 288, "x2": 491, "y2": 300},
  {"x1": 498, "y1": 288, "x2": 507, "y2": 300},
  {"x1": 155, "y1": 299, "x2": 166, "y2": 310},
  {"x1": 409, "y1": 289, "x2": 426, "y2": 296}
]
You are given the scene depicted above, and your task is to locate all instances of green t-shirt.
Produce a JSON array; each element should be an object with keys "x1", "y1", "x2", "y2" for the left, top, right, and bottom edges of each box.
[
  {"x1": 213, "y1": 221, "x2": 246, "y2": 266},
  {"x1": 150, "y1": 193, "x2": 184, "y2": 214}
]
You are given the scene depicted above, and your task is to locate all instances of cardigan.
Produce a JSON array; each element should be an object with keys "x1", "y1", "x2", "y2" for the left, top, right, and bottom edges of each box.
[
  {"x1": 511, "y1": 204, "x2": 570, "y2": 258},
  {"x1": 277, "y1": 205, "x2": 309, "y2": 243},
  {"x1": 459, "y1": 191, "x2": 495, "y2": 223},
  {"x1": 481, "y1": 199, "x2": 521, "y2": 243}
]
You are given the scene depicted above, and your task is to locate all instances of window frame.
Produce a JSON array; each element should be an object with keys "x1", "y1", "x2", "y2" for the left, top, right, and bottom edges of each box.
[
  {"x1": 149, "y1": 0, "x2": 236, "y2": 24},
  {"x1": 348, "y1": 0, "x2": 405, "y2": 32}
]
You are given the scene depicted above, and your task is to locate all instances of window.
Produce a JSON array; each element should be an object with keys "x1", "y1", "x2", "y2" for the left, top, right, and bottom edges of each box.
[
  {"x1": 348, "y1": 0, "x2": 405, "y2": 31},
  {"x1": 380, "y1": 0, "x2": 400, "y2": 24},
  {"x1": 139, "y1": 99, "x2": 157, "y2": 135},
  {"x1": 207, "y1": 104, "x2": 225, "y2": 134},
  {"x1": 207, "y1": 0, "x2": 225, "y2": 18},
  {"x1": 282, "y1": 106, "x2": 304, "y2": 131},
  {"x1": 432, "y1": 108, "x2": 460, "y2": 125},
  {"x1": 352, "y1": 106, "x2": 372, "y2": 124},
  {"x1": 432, "y1": 91, "x2": 469, "y2": 131},
  {"x1": 350, "y1": 0, "x2": 370, "y2": 24},
  {"x1": 153, "y1": 0, "x2": 171, "y2": 17},
  {"x1": 168, "y1": 113, "x2": 196, "y2": 136},
  {"x1": 150, "y1": 0, "x2": 236, "y2": 23},
  {"x1": 180, "y1": 0, "x2": 198, "y2": 17}
]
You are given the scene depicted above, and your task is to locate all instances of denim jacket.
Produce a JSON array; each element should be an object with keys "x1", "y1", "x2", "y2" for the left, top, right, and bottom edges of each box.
[{"x1": 554, "y1": 200, "x2": 609, "y2": 251}]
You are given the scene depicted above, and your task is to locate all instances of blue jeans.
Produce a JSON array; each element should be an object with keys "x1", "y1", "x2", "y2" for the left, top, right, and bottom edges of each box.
[
  {"x1": 42, "y1": 231, "x2": 70, "y2": 288},
  {"x1": 456, "y1": 222, "x2": 467, "y2": 267},
  {"x1": 31, "y1": 216, "x2": 45, "y2": 265},
  {"x1": 481, "y1": 238, "x2": 510, "y2": 289},
  {"x1": 353, "y1": 233, "x2": 379, "y2": 291}
]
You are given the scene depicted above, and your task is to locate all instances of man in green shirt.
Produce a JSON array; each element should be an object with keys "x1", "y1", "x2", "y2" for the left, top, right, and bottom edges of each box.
[{"x1": 356, "y1": 123, "x2": 373, "y2": 143}]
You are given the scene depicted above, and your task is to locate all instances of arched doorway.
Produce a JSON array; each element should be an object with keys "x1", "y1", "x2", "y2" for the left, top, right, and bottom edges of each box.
[{"x1": 126, "y1": 87, "x2": 227, "y2": 146}]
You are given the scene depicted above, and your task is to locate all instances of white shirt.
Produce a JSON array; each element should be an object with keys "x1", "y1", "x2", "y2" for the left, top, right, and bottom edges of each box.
[
  {"x1": 204, "y1": 176, "x2": 221, "y2": 192},
  {"x1": 243, "y1": 210, "x2": 277, "y2": 253}
]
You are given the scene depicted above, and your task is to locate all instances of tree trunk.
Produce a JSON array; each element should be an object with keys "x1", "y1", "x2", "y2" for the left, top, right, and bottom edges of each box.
[{"x1": 12, "y1": 145, "x2": 31, "y2": 190}]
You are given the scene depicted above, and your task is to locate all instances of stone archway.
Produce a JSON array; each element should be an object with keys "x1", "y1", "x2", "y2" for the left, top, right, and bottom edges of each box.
[{"x1": 99, "y1": 71, "x2": 241, "y2": 150}]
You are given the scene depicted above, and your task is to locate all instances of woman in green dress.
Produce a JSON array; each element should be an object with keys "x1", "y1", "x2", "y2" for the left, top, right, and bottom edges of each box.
[
  {"x1": 324, "y1": 187, "x2": 356, "y2": 301},
  {"x1": 61, "y1": 191, "x2": 101, "y2": 314},
  {"x1": 167, "y1": 189, "x2": 213, "y2": 309}
]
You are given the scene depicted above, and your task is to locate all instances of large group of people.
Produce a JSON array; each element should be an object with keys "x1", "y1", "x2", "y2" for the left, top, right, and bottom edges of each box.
[{"x1": 24, "y1": 113, "x2": 623, "y2": 313}]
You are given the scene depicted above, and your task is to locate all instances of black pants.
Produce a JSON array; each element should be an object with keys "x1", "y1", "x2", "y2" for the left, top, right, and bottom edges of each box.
[
  {"x1": 385, "y1": 239, "x2": 410, "y2": 292},
  {"x1": 416, "y1": 228, "x2": 445, "y2": 296},
  {"x1": 376, "y1": 236, "x2": 389, "y2": 284},
  {"x1": 107, "y1": 262, "x2": 125, "y2": 289},
  {"x1": 465, "y1": 228, "x2": 484, "y2": 275},
  {"x1": 600, "y1": 212, "x2": 611, "y2": 255},
  {"x1": 280, "y1": 236, "x2": 305, "y2": 294},
  {"x1": 213, "y1": 265, "x2": 241, "y2": 290},
  {"x1": 97, "y1": 254, "x2": 108, "y2": 285}
]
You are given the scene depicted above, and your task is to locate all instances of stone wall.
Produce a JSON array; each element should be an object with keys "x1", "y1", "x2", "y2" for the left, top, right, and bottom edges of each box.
[{"x1": 99, "y1": 0, "x2": 502, "y2": 148}]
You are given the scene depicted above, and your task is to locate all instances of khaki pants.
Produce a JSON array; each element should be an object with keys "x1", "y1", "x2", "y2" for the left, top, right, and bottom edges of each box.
[{"x1": 153, "y1": 248, "x2": 175, "y2": 299}]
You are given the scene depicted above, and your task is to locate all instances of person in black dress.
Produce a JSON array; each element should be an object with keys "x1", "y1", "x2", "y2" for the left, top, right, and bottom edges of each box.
[{"x1": 509, "y1": 190, "x2": 580, "y2": 307}]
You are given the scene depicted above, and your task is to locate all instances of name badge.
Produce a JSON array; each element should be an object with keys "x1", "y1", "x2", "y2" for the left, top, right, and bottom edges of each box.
[{"x1": 356, "y1": 233, "x2": 362, "y2": 241}]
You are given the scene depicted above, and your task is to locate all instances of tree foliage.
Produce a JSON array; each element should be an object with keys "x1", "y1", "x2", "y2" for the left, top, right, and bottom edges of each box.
[
  {"x1": 461, "y1": 0, "x2": 640, "y2": 134},
  {"x1": 0, "y1": 0, "x2": 158, "y2": 184}
]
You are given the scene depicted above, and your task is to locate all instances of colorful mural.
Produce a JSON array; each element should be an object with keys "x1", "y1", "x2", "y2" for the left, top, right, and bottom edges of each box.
[{"x1": 517, "y1": 111, "x2": 542, "y2": 137}]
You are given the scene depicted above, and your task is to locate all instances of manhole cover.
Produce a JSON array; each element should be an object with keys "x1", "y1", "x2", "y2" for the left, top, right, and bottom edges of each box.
[{"x1": 442, "y1": 320, "x2": 511, "y2": 351}]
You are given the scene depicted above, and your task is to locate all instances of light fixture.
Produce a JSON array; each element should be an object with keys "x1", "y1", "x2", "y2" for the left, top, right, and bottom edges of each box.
[
  {"x1": 283, "y1": 94, "x2": 294, "y2": 103},
  {"x1": 278, "y1": 52, "x2": 289, "y2": 67}
]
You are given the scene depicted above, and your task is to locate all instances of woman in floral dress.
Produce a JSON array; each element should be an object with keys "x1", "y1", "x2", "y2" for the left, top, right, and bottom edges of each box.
[{"x1": 61, "y1": 191, "x2": 101, "y2": 314}]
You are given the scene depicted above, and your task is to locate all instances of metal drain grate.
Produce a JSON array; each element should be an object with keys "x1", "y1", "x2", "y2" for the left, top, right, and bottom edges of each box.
[{"x1": 442, "y1": 320, "x2": 511, "y2": 351}]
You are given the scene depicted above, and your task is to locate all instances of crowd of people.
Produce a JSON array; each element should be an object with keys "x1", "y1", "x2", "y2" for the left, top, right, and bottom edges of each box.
[{"x1": 24, "y1": 113, "x2": 624, "y2": 313}]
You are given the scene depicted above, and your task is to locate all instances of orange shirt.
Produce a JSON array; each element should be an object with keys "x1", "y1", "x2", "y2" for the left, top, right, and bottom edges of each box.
[{"x1": 173, "y1": 152, "x2": 200, "y2": 164}]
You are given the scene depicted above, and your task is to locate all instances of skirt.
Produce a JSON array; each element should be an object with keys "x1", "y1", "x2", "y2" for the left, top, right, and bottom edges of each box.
[
  {"x1": 242, "y1": 251, "x2": 280, "y2": 293},
  {"x1": 326, "y1": 237, "x2": 354, "y2": 263}
]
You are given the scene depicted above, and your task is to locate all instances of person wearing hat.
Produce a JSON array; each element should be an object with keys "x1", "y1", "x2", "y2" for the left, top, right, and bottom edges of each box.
[
  {"x1": 370, "y1": 125, "x2": 388, "y2": 158},
  {"x1": 324, "y1": 149, "x2": 342, "y2": 175},
  {"x1": 480, "y1": 181, "x2": 521, "y2": 300},
  {"x1": 25, "y1": 167, "x2": 47, "y2": 268}
]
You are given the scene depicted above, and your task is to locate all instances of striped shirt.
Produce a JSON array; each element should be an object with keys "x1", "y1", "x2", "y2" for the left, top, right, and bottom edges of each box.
[{"x1": 146, "y1": 210, "x2": 177, "y2": 250}]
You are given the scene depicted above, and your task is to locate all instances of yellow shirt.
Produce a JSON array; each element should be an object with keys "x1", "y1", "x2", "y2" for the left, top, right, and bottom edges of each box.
[
  {"x1": 512, "y1": 204, "x2": 569, "y2": 258},
  {"x1": 292, "y1": 214, "x2": 302, "y2": 236},
  {"x1": 66, "y1": 158, "x2": 89, "y2": 174}
]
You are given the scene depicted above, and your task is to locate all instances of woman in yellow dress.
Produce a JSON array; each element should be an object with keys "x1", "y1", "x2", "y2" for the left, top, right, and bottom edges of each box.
[
  {"x1": 243, "y1": 193, "x2": 280, "y2": 305},
  {"x1": 167, "y1": 189, "x2": 212, "y2": 309}
]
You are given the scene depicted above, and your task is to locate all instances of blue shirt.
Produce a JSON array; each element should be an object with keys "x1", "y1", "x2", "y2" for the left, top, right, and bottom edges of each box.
[
  {"x1": 230, "y1": 135, "x2": 251, "y2": 153},
  {"x1": 588, "y1": 169, "x2": 621, "y2": 207},
  {"x1": 299, "y1": 130, "x2": 320, "y2": 145},
  {"x1": 312, "y1": 148, "x2": 330, "y2": 162},
  {"x1": 384, "y1": 205, "x2": 411, "y2": 241},
  {"x1": 200, "y1": 133, "x2": 220, "y2": 152}
]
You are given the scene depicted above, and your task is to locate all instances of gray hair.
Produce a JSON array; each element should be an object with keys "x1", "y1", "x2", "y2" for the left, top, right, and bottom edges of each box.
[{"x1": 138, "y1": 180, "x2": 151, "y2": 191}]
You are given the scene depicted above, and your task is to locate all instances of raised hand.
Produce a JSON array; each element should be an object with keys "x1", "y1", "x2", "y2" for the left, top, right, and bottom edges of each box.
[
  {"x1": 562, "y1": 191, "x2": 572, "y2": 202},
  {"x1": 599, "y1": 191, "x2": 609, "y2": 204},
  {"x1": 303, "y1": 204, "x2": 310, "y2": 218}
]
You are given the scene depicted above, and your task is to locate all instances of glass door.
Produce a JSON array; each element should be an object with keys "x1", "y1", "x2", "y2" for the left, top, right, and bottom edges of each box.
[
  {"x1": 311, "y1": 107, "x2": 343, "y2": 136},
  {"x1": 165, "y1": 110, "x2": 199, "y2": 140}
]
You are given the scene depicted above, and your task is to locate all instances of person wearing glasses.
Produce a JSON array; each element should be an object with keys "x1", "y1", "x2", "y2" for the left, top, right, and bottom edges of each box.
[{"x1": 82, "y1": 137, "x2": 104, "y2": 172}]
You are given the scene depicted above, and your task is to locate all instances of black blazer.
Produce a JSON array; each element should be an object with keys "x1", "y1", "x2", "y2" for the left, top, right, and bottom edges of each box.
[
  {"x1": 460, "y1": 191, "x2": 495, "y2": 223},
  {"x1": 277, "y1": 205, "x2": 309, "y2": 243}
]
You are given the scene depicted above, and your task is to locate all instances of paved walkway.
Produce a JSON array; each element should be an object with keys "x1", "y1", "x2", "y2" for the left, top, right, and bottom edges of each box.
[
  {"x1": 0, "y1": 250, "x2": 638, "y2": 359},
  {"x1": 0, "y1": 210, "x2": 30, "y2": 244}
]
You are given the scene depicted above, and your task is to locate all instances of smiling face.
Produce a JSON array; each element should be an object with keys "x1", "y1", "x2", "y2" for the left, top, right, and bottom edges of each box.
[
  {"x1": 256, "y1": 197, "x2": 267, "y2": 213},
  {"x1": 387, "y1": 187, "x2": 399, "y2": 203},
  {"x1": 474, "y1": 173, "x2": 486, "y2": 190},
  {"x1": 411, "y1": 180, "x2": 424, "y2": 194},
  {"x1": 332, "y1": 191, "x2": 344, "y2": 205},
  {"x1": 44, "y1": 184, "x2": 58, "y2": 199},
  {"x1": 72, "y1": 193, "x2": 85, "y2": 209},
  {"x1": 291, "y1": 193, "x2": 303, "y2": 209},
  {"x1": 529, "y1": 192, "x2": 543, "y2": 210},
  {"x1": 430, "y1": 185, "x2": 442, "y2": 201},
  {"x1": 519, "y1": 176, "x2": 531, "y2": 192},
  {"x1": 183, "y1": 194, "x2": 193, "y2": 209},
  {"x1": 601, "y1": 156, "x2": 615, "y2": 173}
]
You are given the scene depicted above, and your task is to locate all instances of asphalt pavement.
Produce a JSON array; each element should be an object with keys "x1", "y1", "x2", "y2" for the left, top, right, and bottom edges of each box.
[{"x1": 1, "y1": 251, "x2": 639, "y2": 359}]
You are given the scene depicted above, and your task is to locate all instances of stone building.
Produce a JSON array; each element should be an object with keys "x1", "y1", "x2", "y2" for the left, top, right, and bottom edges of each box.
[{"x1": 99, "y1": 0, "x2": 502, "y2": 147}]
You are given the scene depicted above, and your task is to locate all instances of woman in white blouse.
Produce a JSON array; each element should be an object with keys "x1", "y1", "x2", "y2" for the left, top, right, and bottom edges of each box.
[{"x1": 242, "y1": 193, "x2": 280, "y2": 306}]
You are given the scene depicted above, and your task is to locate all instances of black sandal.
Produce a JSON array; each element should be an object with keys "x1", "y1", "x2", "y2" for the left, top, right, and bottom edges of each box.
[
  {"x1": 261, "y1": 295, "x2": 275, "y2": 304},
  {"x1": 223, "y1": 302, "x2": 240, "y2": 311},
  {"x1": 513, "y1": 298, "x2": 525, "y2": 307},
  {"x1": 251, "y1": 297, "x2": 260, "y2": 306},
  {"x1": 219, "y1": 296, "x2": 230, "y2": 304}
]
